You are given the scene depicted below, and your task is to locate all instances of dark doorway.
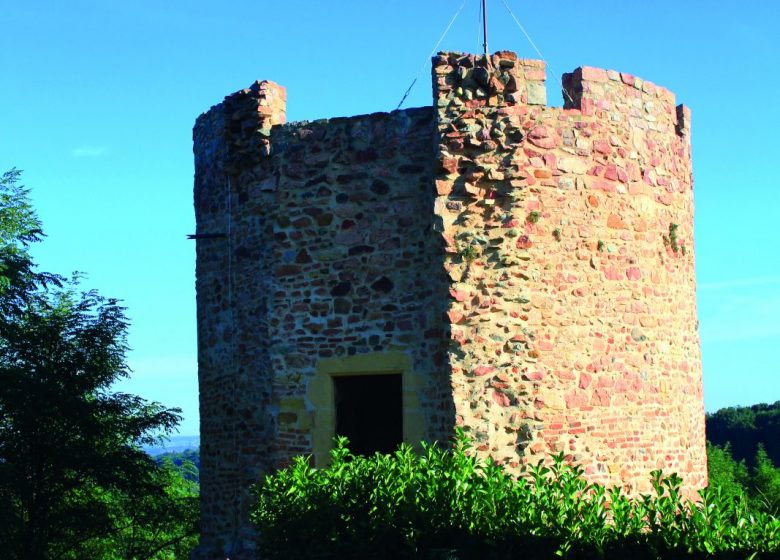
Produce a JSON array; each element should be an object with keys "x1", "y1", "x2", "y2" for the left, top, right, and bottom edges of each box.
[{"x1": 334, "y1": 374, "x2": 402, "y2": 456}]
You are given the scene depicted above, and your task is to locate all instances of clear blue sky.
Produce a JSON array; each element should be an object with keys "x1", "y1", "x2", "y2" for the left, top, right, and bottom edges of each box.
[{"x1": 2, "y1": 1, "x2": 778, "y2": 436}]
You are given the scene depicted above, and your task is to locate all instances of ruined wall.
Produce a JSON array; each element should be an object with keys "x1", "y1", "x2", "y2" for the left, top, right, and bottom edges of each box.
[
  {"x1": 193, "y1": 88, "x2": 452, "y2": 559},
  {"x1": 431, "y1": 51, "x2": 705, "y2": 494},
  {"x1": 266, "y1": 107, "x2": 454, "y2": 466},
  {"x1": 193, "y1": 80, "x2": 286, "y2": 558},
  {"x1": 193, "y1": 50, "x2": 706, "y2": 559}
]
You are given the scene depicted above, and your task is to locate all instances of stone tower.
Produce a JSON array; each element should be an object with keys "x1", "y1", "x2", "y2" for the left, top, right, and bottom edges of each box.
[{"x1": 192, "y1": 51, "x2": 705, "y2": 559}]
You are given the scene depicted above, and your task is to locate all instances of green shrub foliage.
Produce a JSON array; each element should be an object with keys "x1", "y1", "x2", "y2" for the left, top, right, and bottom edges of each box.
[{"x1": 252, "y1": 433, "x2": 780, "y2": 559}]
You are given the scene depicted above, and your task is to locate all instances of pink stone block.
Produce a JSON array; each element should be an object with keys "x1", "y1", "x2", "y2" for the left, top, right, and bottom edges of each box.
[
  {"x1": 591, "y1": 389, "x2": 612, "y2": 406},
  {"x1": 450, "y1": 288, "x2": 470, "y2": 302},
  {"x1": 436, "y1": 180, "x2": 453, "y2": 196},
  {"x1": 527, "y1": 125, "x2": 559, "y2": 149},
  {"x1": 565, "y1": 389, "x2": 589, "y2": 408},
  {"x1": 581, "y1": 67, "x2": 609, "y2": 83},
  {"x1": 581, "y1": 97, "x2": 596, "y2": 116},
  {"x1": 604, "y1": 266, "x2": 621, "y2": 280},
  {"x1": 607, "y1": 214, "x2": 627, "y2": 229},
  {"x1": 525, "y1": 69, "x2": 546, "y2": 81},
  {"x1": 474, "y1": 365, "x2": 496, "y2": 377},
  {"x1": 492, "y1": 390, "x2": 511, "y2": 407},
  {"x1": 447, "y1": 310, "x2": 465, "y2": 324},
  {"x1": 537, "y1": 340, "x2": 554, "y2": 351}
]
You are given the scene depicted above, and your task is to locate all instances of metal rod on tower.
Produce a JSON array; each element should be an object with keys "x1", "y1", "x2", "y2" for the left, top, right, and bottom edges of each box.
[{"x1": 482, "y1": 0, "x2": 489, "y2": 56}]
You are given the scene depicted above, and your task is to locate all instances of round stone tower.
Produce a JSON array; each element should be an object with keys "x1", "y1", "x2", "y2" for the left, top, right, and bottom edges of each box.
[
  {"x1": 431, "y1": 51, "x2": 705, "y2": 494},
  {"x1": 192, "y1": 51, "x2": 706, "y2": 559}
]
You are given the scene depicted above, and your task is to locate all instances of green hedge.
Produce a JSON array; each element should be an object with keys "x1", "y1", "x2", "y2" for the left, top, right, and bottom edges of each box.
[{"x1": 252, "y1": 433, "x2": 780, "y2": 559}]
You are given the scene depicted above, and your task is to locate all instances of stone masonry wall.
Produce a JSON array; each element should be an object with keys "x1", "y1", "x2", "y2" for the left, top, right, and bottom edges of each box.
[
  {"x1": 193, "y1": 50, "x2": 706, "y2": 559},
  {"x1": 193, "y1": 80, "x2": 287, "y2": 558},
  {"x1": 431, "y1": 51, "x2": 705, "y2": 494},
  {"x1": 193, "y1": 89, "x2": 452, "y2": 558},
  {"x1": 266, "y1": 108, "x2": 454, "y2": 469}
]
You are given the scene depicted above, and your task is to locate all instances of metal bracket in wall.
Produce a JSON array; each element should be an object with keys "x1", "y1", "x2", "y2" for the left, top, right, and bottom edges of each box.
[{"x1": 186, "y1": 233, "x2": 227, "y2": 240}]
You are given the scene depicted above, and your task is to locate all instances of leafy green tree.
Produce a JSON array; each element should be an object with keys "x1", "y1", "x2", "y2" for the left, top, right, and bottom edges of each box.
[
  {"x1": 0, "y1": 169, "x2": 39, "y2": 279},
  {"x1": 706, "y1": 438, "x2": 780, "y2": 518},
  {"x1": 0, "y1": 169, "x2": 59, "y2": 313},
  {"x1": 158, "y1": 448, "x2": 200, "y2": 482},
  {"x1": 707, "y1": 402, "x2": 780, "y2": 468},
  {"x1": 0, "y1": 170, "x2": 197, "y2": 560},
  {"x1": 78, "y1": 459, "x2": 199, "y2": 560},
  {"x1": 706, "y1": 442, "x2": 749, "y2": 499},
  {"x1": 751, "y1": 445, "x2": 780, "y2": 515}
]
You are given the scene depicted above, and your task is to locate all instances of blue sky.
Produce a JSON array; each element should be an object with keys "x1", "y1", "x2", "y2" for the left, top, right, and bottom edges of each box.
[{"x1": 1, "y1": 1, "x2": 778, "y2": 436}]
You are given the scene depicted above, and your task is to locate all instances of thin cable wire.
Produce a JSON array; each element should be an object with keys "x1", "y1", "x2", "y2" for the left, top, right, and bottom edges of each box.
[
  {"x1": 477, "y1": 0, "x2": 483, "y2": 53},
  {"x1": 499, "y1": 0, "x2": 575, "y2": 104},
  {"x1": 396, "y1": 0, "x2": 469, "y2": 110}
]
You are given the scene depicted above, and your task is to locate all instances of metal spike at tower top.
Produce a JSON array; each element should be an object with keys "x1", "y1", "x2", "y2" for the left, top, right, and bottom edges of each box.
[{"x1": 482, "y1": 0, "x2": 489, "y2": 56}]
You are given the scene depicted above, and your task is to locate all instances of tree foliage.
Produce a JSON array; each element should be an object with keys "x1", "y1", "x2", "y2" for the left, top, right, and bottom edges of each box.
[
  {"x1": 0, "y1": 170, "x2": 198, "y2": 560},
  {"x1": 157, "y1": 449, "x2": 200, "y2": 483},
  {"x1": 706, "y1": 401, "x2": 780, "y2": 468},
  {"x1": 0, "y1": 169, "x2": 59, "y2": 314},
  {"x1": 706, "y1": 442, "x2": 749, "y2": 501},
  {"x1": 77, "y1": 458, "x2": 200, "y2": 560},
  {"x1": 708, "y1": 441, "x2": 780, "y2": 517}
]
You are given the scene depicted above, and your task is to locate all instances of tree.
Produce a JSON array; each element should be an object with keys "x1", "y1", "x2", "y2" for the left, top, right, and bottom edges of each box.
[
  {"x1": 0, "y1": 168, "x2": 59, "y2": 314},
  {"x1": 707, "y1": 402, "x2": 780, "y2": 468},
  {"x1": 158, "y1": 448, "x2": 201, "y2": 481},
  {"x1": 0, "y1": 170, "x2": 196, "y2": 559},
  {"x1": 78, "y1": 459, "x2": 200, "y2": 560},
  {"x1": 706, "y1": 441, "x2": 749, "y2": 499},
  {"x1": 706, "y1": 439, "x2": 780, "y2": 518},
  {"x1": 751, "y1": 445, "x2": 780, "y2": 515}
]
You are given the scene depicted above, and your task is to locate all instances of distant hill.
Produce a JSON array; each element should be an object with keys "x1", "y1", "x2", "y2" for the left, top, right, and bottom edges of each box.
[
  {"x1": 706, "y1": 401, "x2": 780, "y2": 468},
  {"x1": 143, "y1": 434, "x2": 200, "y2": 456}
]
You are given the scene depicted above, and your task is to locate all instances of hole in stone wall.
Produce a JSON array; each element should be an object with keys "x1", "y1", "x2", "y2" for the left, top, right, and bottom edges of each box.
[{"x1": 333, "y1": 374, "x2": 402, "y2": 456}]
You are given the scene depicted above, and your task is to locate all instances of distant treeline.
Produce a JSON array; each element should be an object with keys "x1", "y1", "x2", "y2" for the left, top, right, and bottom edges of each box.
[
  {"x1": 138, "y1": 403, "x2": 780, "y2": 555},
  {"x1": 158, "y1": 449, "x2": 200, "y2": 483},
  {"x1": 161, "y1": 395, "x2": 780, "y2": 498},
  {"x1": 705, "y1": 401, "x2": 780, "y2": 515},
  {"x1": 706, "y1": 401, "x2": 780, "y2": 467}
]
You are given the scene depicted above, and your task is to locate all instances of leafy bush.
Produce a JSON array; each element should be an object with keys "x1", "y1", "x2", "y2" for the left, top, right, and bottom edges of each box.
[{"x1": 252, "y1": 433, "x2": 780, "y2": 559}]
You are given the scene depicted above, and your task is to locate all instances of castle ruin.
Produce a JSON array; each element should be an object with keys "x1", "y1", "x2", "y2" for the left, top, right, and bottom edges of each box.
[{"x1": 192, "y1": 50, "x2": 706, "y2": 559}]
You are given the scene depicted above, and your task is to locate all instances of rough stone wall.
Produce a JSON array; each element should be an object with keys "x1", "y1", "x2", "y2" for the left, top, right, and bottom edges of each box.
[
  {"x1": 193, "y1": 80, "x2": 287, "y2": 559},
  {"x1": 431, "y1": 51, "x2": 705, "y2": 494},
  {"x1": 193, "y1": 90, "x2": 452, "y2": 558},
  {"x1": 193, "y1": 50, "x2": 706, "y2": 559},
  {"x1": 266, "y1": 107, "x2": 454, "y2": 465}
]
